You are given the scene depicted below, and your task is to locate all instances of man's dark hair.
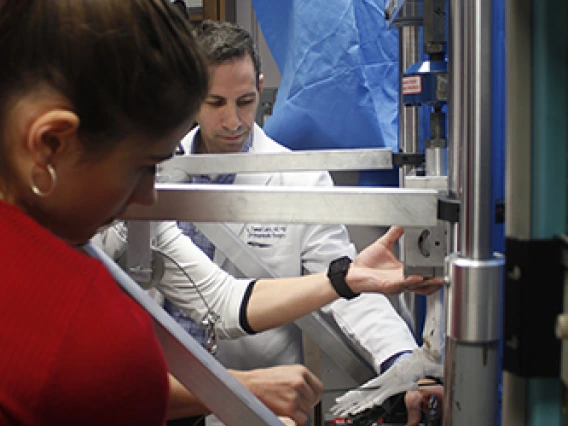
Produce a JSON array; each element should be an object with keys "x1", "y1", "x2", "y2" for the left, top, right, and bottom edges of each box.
[{"x1": 195, "y1": 20, "x2": 261, "y2": 88}]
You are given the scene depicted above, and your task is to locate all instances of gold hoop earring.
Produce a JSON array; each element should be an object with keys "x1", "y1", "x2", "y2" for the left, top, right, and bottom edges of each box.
[{"x1": 30, "y1": 164, "x2": 58, "y2": 197}]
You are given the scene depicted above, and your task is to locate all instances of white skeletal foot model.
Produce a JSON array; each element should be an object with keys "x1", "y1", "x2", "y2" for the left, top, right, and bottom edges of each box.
[{"x1": 332, "y1": 291, "x2": 445, "y2": 417}]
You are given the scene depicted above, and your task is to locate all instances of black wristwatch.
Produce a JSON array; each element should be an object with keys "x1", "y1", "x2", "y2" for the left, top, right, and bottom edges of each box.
[{"x1": 327, "y1": 256, "x2": 359, "y2": 299}]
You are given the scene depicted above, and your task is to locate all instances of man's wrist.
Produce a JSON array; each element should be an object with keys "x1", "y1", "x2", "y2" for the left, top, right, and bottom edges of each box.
[{"x1": 327, "y1": 256, "x2": 359, "y2": 299}]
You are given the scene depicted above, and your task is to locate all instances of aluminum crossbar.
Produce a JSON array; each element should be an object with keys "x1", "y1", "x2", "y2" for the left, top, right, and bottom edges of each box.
[
  {"x1": 123, "y1": 184, "x2": 438, "y2": 227},
  {"x1": 158, "y1": 148, "x2": 393, "y2": 181}
]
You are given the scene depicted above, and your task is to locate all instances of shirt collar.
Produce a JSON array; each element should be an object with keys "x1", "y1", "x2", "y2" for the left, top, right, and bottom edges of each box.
[
  {"x1": 190, "y1": 128, "x2": 253, "y2": 183},
  {"x1": 191, "y1": 129, "x2": 253, "y2": 155}
]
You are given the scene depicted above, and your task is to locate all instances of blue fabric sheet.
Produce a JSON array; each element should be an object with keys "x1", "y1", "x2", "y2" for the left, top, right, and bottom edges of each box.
[{"x1": 252, "y1": 0, "x2": 400, "y2": 186}]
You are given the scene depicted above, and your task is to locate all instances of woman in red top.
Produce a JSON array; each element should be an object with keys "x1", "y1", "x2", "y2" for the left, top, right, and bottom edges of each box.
[
  {"x1": 0, "y1": 1, "x2": 207, "y2": 425},
  {"x1": 0, "y1": 1, "x2": 440, "y2": 425}
]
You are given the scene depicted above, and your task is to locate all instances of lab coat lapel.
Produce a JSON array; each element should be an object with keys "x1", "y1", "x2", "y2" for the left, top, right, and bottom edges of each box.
[{"x1": 216, "y1": 126, "x2": 274, "y2": 271}]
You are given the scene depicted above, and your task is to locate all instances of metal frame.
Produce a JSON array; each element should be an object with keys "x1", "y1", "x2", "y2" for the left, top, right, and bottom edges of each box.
[
  {"x1": 159, "y1": 148, "x2": 393, "y2": 177},
  {"x1": 443, "y1": 2, "x2": 504, "y2": 425},
  {"x1": 116, "y1": 154, "x2": 441, "y2": 426},
  {"x1": 95, "y1": 1, "x2": 568, "y2": 424},
  {"x1": 123, "y1": 183, "x2": 439, "y2": 227}
]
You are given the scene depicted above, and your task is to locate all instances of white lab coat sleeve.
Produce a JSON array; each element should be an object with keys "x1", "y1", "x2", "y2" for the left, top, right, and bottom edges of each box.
[
  {"x1": 92, "y1": 221, "x2": 251, "y2": 339},
  {"x1": 154, "y1": 222, "x2": 252, "y2": 339},
  {"x1": 301, "y1": 173, "x2": 418, "y2": 373},
  {"x1": 322, "y1": 295, "x2": 418, "y2": 374},
  {"x1": 91, "y1": 222, "x2": 129, "y2": 259}
]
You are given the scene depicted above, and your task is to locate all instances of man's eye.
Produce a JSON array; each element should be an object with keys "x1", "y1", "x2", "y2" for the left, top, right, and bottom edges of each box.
[{"x1": 238, "y1": 99, "x2": 255, "y2": 106}]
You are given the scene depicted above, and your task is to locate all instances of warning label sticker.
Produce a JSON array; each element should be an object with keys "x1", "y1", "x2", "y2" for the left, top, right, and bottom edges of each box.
[{"x1": 402, "y1": 76, "x2": 422, "y2": 95}]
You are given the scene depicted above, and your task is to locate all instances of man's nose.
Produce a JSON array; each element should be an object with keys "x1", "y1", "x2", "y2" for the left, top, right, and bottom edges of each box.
[{"x1": 222, "y1": 104, "x2": 241, "y2": 131}]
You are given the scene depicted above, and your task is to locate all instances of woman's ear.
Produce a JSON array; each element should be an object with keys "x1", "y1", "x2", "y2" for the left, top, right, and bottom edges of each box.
[{"x1": 26, "y1": 109, "x2": 80, "y2": 165}]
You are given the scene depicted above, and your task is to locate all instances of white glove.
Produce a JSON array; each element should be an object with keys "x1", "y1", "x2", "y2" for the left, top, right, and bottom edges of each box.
[{"x1": 331, "y1": 346, "x2": 443, "y2": 416}]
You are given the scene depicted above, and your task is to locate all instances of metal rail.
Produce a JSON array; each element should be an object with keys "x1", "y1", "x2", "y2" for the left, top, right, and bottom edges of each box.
[
  {"x1": 123, "y1": 184, "x2": 438, "y2": 227},
  {"x1": 159, "y1": 148, "x2": 393, "y2": 180}
]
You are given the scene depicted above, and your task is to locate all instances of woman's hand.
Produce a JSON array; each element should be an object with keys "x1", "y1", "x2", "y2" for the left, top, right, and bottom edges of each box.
[
  {"x1": 348, "y1": 226, "x2": 444, "y2": 296},
  {"x1": 231, "y1": 364, "x2": 322, "y2": 426}
]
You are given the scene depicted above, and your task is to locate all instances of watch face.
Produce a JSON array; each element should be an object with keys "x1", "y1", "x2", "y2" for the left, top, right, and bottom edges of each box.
[{"x1": 331, "y1": 256, "x2": 351, "y2": 274}]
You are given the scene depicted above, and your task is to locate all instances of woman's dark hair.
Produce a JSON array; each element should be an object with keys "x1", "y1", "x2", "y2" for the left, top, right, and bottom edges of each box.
[{"x1": 0, "y1": 0, "x2": 209, "y2": 155}]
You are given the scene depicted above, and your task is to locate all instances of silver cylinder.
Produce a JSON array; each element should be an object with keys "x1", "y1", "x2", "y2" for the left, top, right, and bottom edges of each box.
[
  {"x1": 426, "y1": 147, "x2": 447, "y2": 177},
  {"x1": 446, "y1": 0, "x2": 464, "y2": 257},
  {"x1": 459, "y1": 0, "x2": 494, "y2": 260},
  {"x1": 444, "y1": 0, "x2": 501, "y2": 425},
  {"x1": 445, "y1": 253, "x2": 504, "y2": 342},
  {"x1": 443, "y1": 338, "x2": 501, "y2": 426},
  {"x1": 447, "y1": 0, "x2": 463, "y2": 201}
]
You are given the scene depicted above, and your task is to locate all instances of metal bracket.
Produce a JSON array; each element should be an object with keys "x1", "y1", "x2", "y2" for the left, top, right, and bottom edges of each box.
[
  {"x1": 392, "y1": 152, "x2": 426, "y2": 166},
  {"x1": 437, "y1": 198, "x2": 505, "y2": 224},
  {"x1": 503, "y1": 237, "x2": 563, "y2": 377},
  {"x1": 403, "y1": 175, "x2": 448, "y2": 278}
]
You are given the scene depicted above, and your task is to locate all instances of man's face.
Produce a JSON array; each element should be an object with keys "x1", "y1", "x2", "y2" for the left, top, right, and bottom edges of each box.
[{"x1": 196, "y1": 54, "x2": 262, "y2": 154}]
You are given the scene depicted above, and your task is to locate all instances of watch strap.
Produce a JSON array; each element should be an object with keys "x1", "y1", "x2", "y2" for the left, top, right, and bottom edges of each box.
[{"x1": 327, "y1": 256, "x2": 359, "y2": 300}]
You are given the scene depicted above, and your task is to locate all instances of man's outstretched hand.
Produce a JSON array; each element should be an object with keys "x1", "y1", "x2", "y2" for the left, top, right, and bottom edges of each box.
[{"x1": 348, "y1": 226, "x2": 444, "y2": 296}]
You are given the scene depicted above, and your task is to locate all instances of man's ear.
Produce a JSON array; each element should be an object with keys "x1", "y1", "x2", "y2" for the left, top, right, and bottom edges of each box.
[
  {"x1": 258, "y1": 73, "x2": 264, "y2": 95},
  {"x1": 26, "y1": 110, "x2": 80, "y2": 165}
]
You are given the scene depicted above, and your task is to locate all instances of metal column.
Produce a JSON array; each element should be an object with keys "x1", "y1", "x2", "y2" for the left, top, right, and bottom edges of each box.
[
  {"x1": 396, "y1": 4, "x2": 422, "y2": 337},
  {"x1": 444, "y1": 1, "x2": 504, "y2": 425},
  {"x1": 397, "y1": 12, "x2": 421, "y2": 184},
  {"x1": 502, "y1": 0, "x2": 568, "y2": 425}
]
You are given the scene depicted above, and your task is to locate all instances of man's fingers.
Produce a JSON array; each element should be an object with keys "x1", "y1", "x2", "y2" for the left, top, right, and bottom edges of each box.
[
  {"x1": 303, "y1": 370, "x2": 324, "y2": 401},
  {"x1": 378, "y1": 225, "x2": 404, "y2": 249},
  {"x1": 405, "y1": 277, "x2": 445, "y2": 295},
  {"x1": 295, "y1": 370, "x2": 323, "y2": 414},
  {"x1": 289, "y1": 410, "x2": 308, "y2": 426}
]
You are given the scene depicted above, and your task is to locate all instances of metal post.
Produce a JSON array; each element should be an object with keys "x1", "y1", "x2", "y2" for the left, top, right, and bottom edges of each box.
[
  {"x1": 398, "y1": 20, "x2": 421, "y2": 335},
  {"x1": 502, "y1": 0, "x2": 568, "y2": 424},
  {"x1": 459, "y1": 1, "x2": 493, "y2": 261},
  {"x1": 398, "y1": 25, "x2": 421, "y2": 184},
  {"x1": 446, "y1": 0, "x2": 463, "y2": 256},
  {"x1": 444, "y1": 0, "x2": 504, "y2": 425},
  {"x1": 501, "y1": 1, "x2": 532, "y2": 423}
]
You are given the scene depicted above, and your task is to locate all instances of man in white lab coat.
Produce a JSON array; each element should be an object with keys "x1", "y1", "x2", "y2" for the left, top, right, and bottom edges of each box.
[
  {"x1": 165, "y1": 20, "x2": 419, "y2": 425},
  {"x1": 177, "y1": 123, "x2": 417, "y2": 372}
]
